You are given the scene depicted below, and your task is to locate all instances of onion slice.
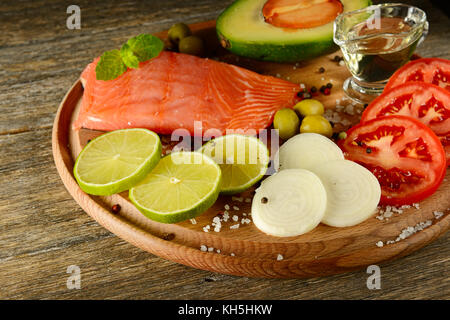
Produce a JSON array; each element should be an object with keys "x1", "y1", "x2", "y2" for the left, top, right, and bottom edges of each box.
[
  {"x1": 311, "y1": 160, "x2": 381, "y2": 227},
  {"x1": 251, "y1": 169, "x2": 327, "y2": 237},
  {"x1": 275, "y1": 133, "x2": 344, "y2": 171}
]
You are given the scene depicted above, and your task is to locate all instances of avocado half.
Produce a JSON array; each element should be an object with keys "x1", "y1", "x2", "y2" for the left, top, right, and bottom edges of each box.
[{"x1": 216, "y1": 0, "x2": 372, "y2": 62}]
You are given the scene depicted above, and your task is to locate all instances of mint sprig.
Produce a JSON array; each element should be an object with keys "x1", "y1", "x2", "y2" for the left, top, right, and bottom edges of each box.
[
  {"x1": 120, "y1": 43, "x2": 140, "y2": 69},
  {"x1": 95, "y1": 34, "x2": 164, "y2": 81},
  {"x1": 126, "y1": 34, "x2": 165, "y2": 62},
  {"x1": 95, "y1": 50, "x2": 127, "y2": 81}
]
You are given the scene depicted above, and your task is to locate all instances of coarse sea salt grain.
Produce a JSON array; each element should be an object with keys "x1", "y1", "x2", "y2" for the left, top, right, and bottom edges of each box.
[
  {"x1": 375, "y1": 204, "x2": 414, "y2": 220},
  {"x1": 190, "y1": 218, "x2": 197, "y2": 225},
  {"x1": 230, "y1": 224, "x2": 240, "y2": 230},
  {"x1": 232, "y1": 196, "x2": 243, "y2": 202},
  {"x1": 208, "y1": 247, "x2": 214, "y2": 252},
  {"x1": 379, "y1": 219, "x2": 433, "y2": 246},
  {"x1": 376, "y1": 241, "x2": 384, "y2": 248},
  {"x1": 245, "y1": 198, "x2": 251, "y2": 203},
  {"x1": 224, "y1": 204, "x2": 230, "y2": 210},
  {"x1": 433, "y1": 211, "x2": 444, "y2": 219},
  {"x1": 233, "y1": 206, "x2": 240, "y2": 211},
  {"x1": 277, "y1": 254, "x2": 284, "y2": 261},
  {"x1": 216, "y1": 249, "x2": 221, "y2": 254},
  {"x1": 231, "y1": 253, "x2": 235, "y2": 256},
  {"x1": 200, "y1": 245, "x2": 207, "y2": 252},
  {"x1": 232, "y1": 215, "x2": 239, "y2": 222}
]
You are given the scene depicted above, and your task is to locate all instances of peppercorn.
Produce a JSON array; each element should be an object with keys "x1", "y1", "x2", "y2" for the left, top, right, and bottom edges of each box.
[
  {"x1": 333, "y1": 55, "x2": 342, "y2": 62},
  {"x1": 310, "y1": 86, "x2": 317, "y2": 93},
  {"x1": 261, "y1": 197, "x2": 268, "y2": 204},
  {"x1": 338, "y1": 132, "x2": 347, "y2": 140},
  {"x1": 366, "y1": 147, "x2": 372, "y2": 154},
  {"x1": 111, "y1": 204, "x2": 121, "y2": 214},
  {"x1": 162, "y1": 233, "x2": 175, "y2": 241},
  {"x1": 318, "y1": 67, "x2": 325, "y2": 73},
  {"x1": 326, "y1": 83, "x2": 333, "y2": 89}
]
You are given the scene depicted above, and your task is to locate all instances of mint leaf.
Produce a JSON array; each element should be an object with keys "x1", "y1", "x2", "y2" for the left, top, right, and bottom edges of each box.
[
  {"x1": 120, "y1": 43, "x2": 140, "y2": 69},
  {"x1": 95, "y1": 49, "x2": 127, "y2": 81},
  {"x1": 126, "y1": 34, "x2": 164, "y2": 62},
  {"x1": 95, "y1": 34, "x2": 164, "y2": 81}
]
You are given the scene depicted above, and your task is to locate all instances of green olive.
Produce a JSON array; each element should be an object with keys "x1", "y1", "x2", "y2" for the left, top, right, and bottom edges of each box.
[
  {"x1": 273, "y1": 108, "x2": 300, "y2": 140},
  {"x1": 179, "y1": 36, "x2": 205, "y2": 56},
  {"x1": 168, "y1": 23, "x2": 192, "y2": 45},
  {"x1": 300, "y1": 115, "x2": 333, "y2": 138},
  {"x1": 293, "y1": 99, "x2": 325, "y2": 117}
]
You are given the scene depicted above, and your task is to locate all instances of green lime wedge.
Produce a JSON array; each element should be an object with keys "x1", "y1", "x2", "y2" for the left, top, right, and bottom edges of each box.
[
  {"x1": 74, "y1": 128, "x2": 162, "y2": 195},
  {"x1": 129, "y1": 152, "x2": 221, "y2": 223},
  {"x1": 199, "y1": 134, "x2": 270, "y2": 195}
]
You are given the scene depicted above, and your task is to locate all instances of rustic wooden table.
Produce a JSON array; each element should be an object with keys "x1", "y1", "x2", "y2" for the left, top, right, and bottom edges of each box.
[{"x1": 0, "y1": 0, "x2": 449, "y2": 299}]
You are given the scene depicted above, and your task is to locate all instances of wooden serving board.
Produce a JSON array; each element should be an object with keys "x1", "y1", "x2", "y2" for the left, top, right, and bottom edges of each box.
[{"x1": 52, "y1": 21, "x2": 449, "y2": 278}]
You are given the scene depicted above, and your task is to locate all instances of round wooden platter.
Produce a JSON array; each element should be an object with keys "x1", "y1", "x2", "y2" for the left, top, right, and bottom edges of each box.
[{"x1": 52, "y1": 21, "x2": 449, "y2": 278}]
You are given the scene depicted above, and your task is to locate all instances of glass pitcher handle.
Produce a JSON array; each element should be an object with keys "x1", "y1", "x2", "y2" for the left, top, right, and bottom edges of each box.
[{"x1": 418, "y1": 21, "x2": 429, "y2": 47}]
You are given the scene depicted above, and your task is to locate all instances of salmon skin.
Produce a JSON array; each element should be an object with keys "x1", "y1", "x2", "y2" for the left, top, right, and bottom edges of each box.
[{"x1": 74, "y1": 51, "x2": 300, "y2": 136}]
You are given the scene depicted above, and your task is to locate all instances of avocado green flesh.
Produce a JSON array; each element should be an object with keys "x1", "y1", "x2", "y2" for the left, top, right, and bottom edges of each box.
[{"x1": 216, "y1": 0, "x2": 372, "y2": 62}]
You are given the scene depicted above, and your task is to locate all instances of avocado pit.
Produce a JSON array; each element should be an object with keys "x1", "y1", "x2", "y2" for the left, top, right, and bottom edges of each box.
[{"x1": 262, "y1": 0, "x2": 344, "y2": 29}]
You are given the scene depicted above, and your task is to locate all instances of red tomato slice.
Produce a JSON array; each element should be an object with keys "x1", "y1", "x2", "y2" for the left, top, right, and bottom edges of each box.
[
  {"x1": 385, "y1": 58, "x2": 450, "y2": 92},
  {"x1": 361, "y1": 82, "x2": 450, "y2": 165},
  {"x1": 339, "y1": 115, "x2": 446, "y2": 206},
  {"x1": 262, "y1": 0, "x2": 343, "y2": 29}
]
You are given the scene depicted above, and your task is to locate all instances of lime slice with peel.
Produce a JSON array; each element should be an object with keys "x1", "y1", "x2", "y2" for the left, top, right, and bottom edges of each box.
[
  {"x1": 129, "y1": 152, "x2": 222, "y2": 223},
  {"x1": 74, "y1": 128, "x2": 162, "y2": 195},
  {"x1": 199, "y1": 134, "x2": 270, "y2": 195}
]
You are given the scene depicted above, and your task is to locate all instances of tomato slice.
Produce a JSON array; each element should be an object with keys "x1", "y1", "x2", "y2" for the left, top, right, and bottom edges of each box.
[
  {"x1": 385, "y1": 58, "x2": 450, "y2": 92},
  {"x1": 339, "y1": 115, "x2": 446, "y2": 205},
  {"x1": 361, "y1": 82, "x2": 450, "y2": 165},
  {"x1": 262, "y1": 0, "x2": 343, "y2": 29}
]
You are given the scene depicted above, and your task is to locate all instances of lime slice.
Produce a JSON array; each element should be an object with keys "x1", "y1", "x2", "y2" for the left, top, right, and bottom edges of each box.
[
  {"x1": 129, "y1": 152, "x2": 221, "y2": 223},
  {"x1": 199, "y1": 134, "x2": 270, "y2": 195},
  {"x1": 74, "y1": 128, "x2": 162, "y2": 195}
]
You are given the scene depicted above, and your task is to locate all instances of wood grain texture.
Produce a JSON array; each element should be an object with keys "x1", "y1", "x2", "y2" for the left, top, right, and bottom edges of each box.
[{"x1": 1, "y1": 0, "x2": 449, "y2": 298}]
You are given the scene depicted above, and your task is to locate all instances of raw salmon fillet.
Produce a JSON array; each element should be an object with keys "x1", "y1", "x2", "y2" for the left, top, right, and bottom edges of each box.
[{"x1": 74, "y1": 51, "x2": 300, "y2": 135}]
